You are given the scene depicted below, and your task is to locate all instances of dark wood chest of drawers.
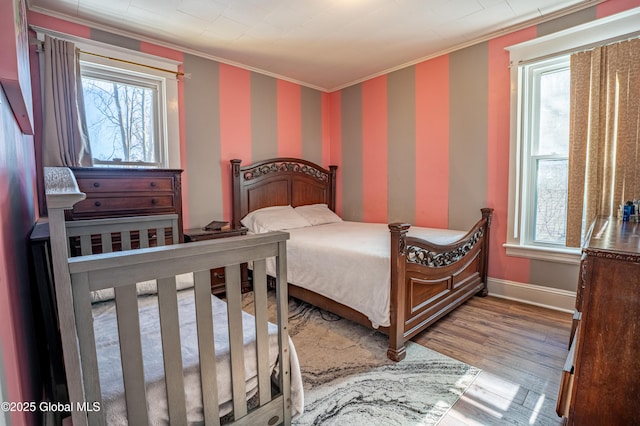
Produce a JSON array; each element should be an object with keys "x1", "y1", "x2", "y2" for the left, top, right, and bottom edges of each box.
[
  {"x1": 69, "y1": 167, "x2": 183, "y2": 241},
  {"x1": 557, "y1": 217, "x2": 640, "y2": 425}
]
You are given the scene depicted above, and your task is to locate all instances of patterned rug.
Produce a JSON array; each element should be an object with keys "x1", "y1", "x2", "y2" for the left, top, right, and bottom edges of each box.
[{"x1": 244, "y1": 293, "x2": 481, "y2": 426}]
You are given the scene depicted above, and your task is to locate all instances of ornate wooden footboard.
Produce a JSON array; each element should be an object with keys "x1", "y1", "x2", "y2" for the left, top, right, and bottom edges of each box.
[
  {"x1": 387, "y1": 208, "x2": 492, "y2": 361},
  {"x1": 231, "y1": 157, "x2": 492, "y2": 362}
]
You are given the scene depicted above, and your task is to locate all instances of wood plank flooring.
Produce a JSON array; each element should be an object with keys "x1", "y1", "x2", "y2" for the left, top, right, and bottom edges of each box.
[{"x1": 412, "y1": 296, "x2": 573, "y2": 426}]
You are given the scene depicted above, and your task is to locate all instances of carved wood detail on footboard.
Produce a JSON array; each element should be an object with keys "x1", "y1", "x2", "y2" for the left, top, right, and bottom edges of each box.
[{"x1": 388, "y1": 208, "x2": 493, "y2": 361}]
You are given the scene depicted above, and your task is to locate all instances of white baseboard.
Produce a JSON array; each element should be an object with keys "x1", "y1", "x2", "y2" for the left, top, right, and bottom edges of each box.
[{"x1": 486, "y1": 277, "x2": 576, "y2": 313}]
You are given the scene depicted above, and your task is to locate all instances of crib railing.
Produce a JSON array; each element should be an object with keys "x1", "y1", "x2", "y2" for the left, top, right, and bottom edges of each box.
[{"x1": 45, "y1": 167, "x2": 291, "y2": 426}]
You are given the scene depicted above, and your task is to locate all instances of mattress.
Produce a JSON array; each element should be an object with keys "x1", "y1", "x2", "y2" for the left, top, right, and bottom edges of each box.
[
  {"x1": 266, "y1": 221, "x2": 466, "y2": 328},
  {"x1": 91, "y1": 288, "x2": 303, "y2": 424}
]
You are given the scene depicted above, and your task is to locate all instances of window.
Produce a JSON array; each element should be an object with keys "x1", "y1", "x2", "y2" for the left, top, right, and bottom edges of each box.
[
  {"x1": 74, "y1": 45, "x2": 180, "y2": 169},
  {"x1": 504, "y1": 8, "x2": 640, "y2": 264},
  {"x1": 81, "y1": 62, "x2": 165, "y2": 167},
  {"x1": 520, "y1": 56, "x2": 570, "y2": 247}
]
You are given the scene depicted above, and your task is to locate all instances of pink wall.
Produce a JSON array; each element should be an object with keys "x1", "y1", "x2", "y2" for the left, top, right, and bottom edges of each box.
[
  {"x1": 0, "y1": 126, "x2": 38, "y2": 426},
  {"x1": 328, "y1": 91, "x2": 343, "y2": 215},
  {"x1": 219, "y1": 64, "x2": 252, "y2": 221},
  {"x1": 415, "y1": 56, "x2": 449, "y2": 229},
  {"x1": 361, "y1": 76, "x2": 388, "y2": 223},
  {"x1": 486, "y1": 28, "x2": 536, "y2": 283},
  {"x1": 0, "y1": 67, "x2": 39, "y2": 426},
  {"x1": 277, "y1": 80, "x2": 302, "y2": 158},
  {"x1": 1, "y1": 2, "x2": 39, "y2": 424}
]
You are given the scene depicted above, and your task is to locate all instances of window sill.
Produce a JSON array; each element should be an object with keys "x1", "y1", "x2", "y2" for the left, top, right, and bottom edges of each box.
[{"x1": 503, "y1": 243, "x2": 581, "y2": 265}]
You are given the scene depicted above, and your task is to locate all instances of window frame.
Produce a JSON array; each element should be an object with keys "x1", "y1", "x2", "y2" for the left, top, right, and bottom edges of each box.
[
  {"x1": 520, "y1": 55, "x2": 570, "y2": 248},
  {"x1": 80, "y1": 60, "x2": 167, "y2": 168},
  {"x1": 504, "y1": 8, "x2": 640, "y2": 265},
  {"x1": 35, "y1": 29, "x2": 182, "y2": 169}
]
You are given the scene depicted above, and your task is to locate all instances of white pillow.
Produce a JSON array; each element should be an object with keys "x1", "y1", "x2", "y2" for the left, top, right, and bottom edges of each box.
[
  {"x1": 294, "y1": 204, "x2": 343, "y2": 225},
  {"x1": 241, "y1": 205, "x2": 312, "y2": 234}
]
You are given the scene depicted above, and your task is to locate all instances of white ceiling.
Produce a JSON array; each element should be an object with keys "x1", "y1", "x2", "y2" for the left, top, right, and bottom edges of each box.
[{"x1": 27, "y1": 0, "x2": 601, "y2": 91}]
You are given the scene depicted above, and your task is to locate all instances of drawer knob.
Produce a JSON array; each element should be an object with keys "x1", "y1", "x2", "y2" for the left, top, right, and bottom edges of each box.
[
  {"x1": 94, "y1": 201, "x2": 102, "y2": 207},
  {"x1": 93, "y1": 182, "x2": 100, "y2": 188},
  {"x1": 213, "y1": 272, "x2": 225, "y2": 280},
  {"x1": 151, "y1": 198, "x2": 158, "y2": 205},
  {"x1": 150, "y1": 181, "x2": 157, "y2": 188}
]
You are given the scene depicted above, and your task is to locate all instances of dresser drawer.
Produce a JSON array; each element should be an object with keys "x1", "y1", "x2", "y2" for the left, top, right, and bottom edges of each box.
[
  {"x1": 557, "y1": 322, "x2": 579, "y2": 418},
  {"x1": 68, "y1": 167, "x2": 184, "y2": 242},
  {"x1": 72, "y1": 195, "x2": 175, "y2": 214},
  {"x1": 75, "y1": 177, "x2": 174, "y2": 193}
]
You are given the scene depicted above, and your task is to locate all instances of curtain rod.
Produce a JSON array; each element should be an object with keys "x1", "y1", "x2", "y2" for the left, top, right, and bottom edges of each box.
[
  {"x1": 32, "y1": 37, "x2": 186, "y2": 79},
  {"x1": 77, "y1": 49, "x2": 185, "y2": 78}
]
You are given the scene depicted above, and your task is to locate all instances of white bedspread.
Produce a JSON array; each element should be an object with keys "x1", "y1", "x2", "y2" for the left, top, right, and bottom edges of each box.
[
  {"x1": 267, "y1": 221, "x2": 466, "y2": 328},
  {"x1": 92, "y1": 289, "x2": 303, "y2": 424}
]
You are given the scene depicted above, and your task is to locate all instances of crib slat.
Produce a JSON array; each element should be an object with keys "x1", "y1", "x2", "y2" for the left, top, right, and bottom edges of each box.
[
  {"x1": 252, "y1": 259, "x2": 272, "y2": 405},
  {"x1": 226, "y1": 264, "x2": 248, "y2": 418},
  {"x1": 114, "y1": 284, "x2": 149, "y2": 425},
  {"x1": 80, "y1": 234, "x2": 92, "y2": 256},
  {"x1": 276, "y1": 241, "x2": 291, "y2": 424},
  {"x1": 193, "y1": 270, "x2": 221, "y2": 425},
  {"x1": 121, "y1": 231, "x2": 132, "y2": 251},
  {"x1": 171, "y1": 221, "x2": 179, "y2": 244},
  {"x1": 157, "y1": 276, "x2": 187, "y2": 423},
  {"x1": 101, "y1": 233, "x2": 113, "y2": 253},
  {"x1": 71, "y1": 272, "x2": 106, "y2": 426},
  {"x1": 156, "y1": 227, "x2": 166, "y2": 246},
  {"x1": 139, "y1": 227, "x2": 149, "y2": 248}
]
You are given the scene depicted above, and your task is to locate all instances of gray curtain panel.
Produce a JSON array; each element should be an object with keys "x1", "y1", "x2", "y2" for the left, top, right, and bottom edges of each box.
[{"x1": 42, "y1": 34, "x2": 93, "y2": 167}]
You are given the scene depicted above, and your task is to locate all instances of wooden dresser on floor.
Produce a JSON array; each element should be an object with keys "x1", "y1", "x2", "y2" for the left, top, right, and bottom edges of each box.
[
  {"x1": 68, "y1": 167, "x2": 184, "y2": 241},
  {"x1": 557, "y1": 216, "x2": 640, "y2": 425}
]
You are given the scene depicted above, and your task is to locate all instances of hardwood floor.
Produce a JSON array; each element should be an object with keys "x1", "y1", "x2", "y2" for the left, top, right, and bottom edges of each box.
[{"x1": 412, "y1": 296, "x2": 573, "y2": 426}]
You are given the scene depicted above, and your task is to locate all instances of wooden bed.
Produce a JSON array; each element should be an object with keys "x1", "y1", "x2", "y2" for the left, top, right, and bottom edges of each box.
[
  {"x1": 45, "y1": 167, "x2": 299, "y2": 425},
  {"x1": 231, "y1": 157, "x2": 493, "y2": 362}
]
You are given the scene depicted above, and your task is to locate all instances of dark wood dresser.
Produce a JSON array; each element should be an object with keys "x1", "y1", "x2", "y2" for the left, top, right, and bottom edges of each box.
[
  {"x1": 557, "y1": 216, "x2": 640, "y2": 425},
  {"x1": 69, "y1": 167, "x2": 183, "y2": 241}
]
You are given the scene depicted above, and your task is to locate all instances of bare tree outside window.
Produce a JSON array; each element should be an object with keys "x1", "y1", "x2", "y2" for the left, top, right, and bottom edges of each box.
[
  {"x1": 81, "y1": 74, "x2": 159, "y2": 167},
  {"x1": 535, "y1": 159, "x2": 568, "y2": 242},
  {"x1": 529, "y1": 64, "x2": 570, "y2": 245}
]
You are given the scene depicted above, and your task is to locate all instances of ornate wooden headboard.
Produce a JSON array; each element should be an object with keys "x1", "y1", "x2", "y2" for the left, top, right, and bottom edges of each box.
[{"x1": 231, "y1": 158, "x2": 337, "y2": 228}]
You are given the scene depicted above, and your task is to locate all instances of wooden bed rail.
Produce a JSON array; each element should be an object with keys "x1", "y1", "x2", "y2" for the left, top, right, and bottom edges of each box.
[{"x1": 44, "y1": 167, "x2": 292, "y2": 425}]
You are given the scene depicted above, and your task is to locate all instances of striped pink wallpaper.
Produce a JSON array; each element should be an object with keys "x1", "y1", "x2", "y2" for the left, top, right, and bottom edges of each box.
[
  {"x1": 415, "y1": 56, "x2": 449, "y2": 229},
  {"x1": 277, "y1": 80, "x2": 302, "y2": 158},
  {"x1": 362, "y1": 76, "x2": 388, "y2": 223},
  {"x1": 219, "y1": 64, "x2": 253, "y2": 222},
  {"x1": 27, "y1": 0, "x2": 640, "y2": 288}
]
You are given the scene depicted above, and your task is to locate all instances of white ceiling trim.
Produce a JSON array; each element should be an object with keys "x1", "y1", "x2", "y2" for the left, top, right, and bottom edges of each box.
[{"x1": 29, "y1": 1, "x2": 608, "y2": 92}]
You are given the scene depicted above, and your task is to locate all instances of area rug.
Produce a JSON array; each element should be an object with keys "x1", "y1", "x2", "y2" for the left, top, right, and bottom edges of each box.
[{"x1": 243, "y1": 293, "x2": 481, "y2": 426}]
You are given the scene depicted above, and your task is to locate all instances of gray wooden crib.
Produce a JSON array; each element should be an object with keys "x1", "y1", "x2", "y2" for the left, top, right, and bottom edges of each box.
[{"x1": 45, "y1": 167, "x2": 295, "y2": 425}]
